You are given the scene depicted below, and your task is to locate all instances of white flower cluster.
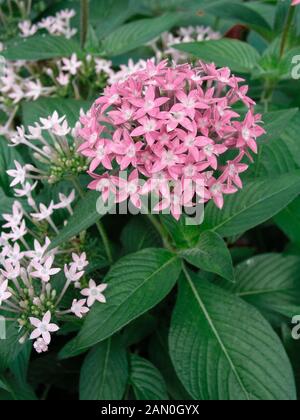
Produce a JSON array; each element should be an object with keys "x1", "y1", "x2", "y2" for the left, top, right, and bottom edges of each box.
[
  {"x1": 8, "y1": 111, "x2": 88, "y2": 184},
  {"x1": 0, "y1": 143, "x2": 107, "y2": 353},
  {"x1": 151, "y1": 26, "x2": 222, "y2": 63}
]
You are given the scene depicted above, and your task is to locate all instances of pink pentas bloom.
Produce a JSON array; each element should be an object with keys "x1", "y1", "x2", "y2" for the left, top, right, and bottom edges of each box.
[
  {"x1": 76, "y1": 60, "x2": 265, "y2": 219},
  {"x1": 292, "y1": 0, "x2": 300, "y2": 6}
]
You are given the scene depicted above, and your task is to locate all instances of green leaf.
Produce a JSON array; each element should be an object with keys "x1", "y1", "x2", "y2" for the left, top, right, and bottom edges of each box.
[
  {"x1": 174, "y1": 39, "x2": 260, "y2": 73},
  {"x1": 49, "y1": 191, "x2": 112, "y2": 250},
  {"x1": 219, "y1": 254, "x2": 300, "y2": 318},
  {"x1": 130, "y1": 354, "x2": 169, "y2": 400},
  {"x1": 102, "y1": 13, "x2": 179, "y2": 56},
  {"x1": 80, "y1": 336, "x2": 128, "y2": 401},
  {"x1": 261, "y1": 109, "x2": 299, "y2": 144},
  {"x1": 250, "y1": 109, "x2": 300, "y2": 178},
  {"x1": 22, "y1": 98, "x2": 89, "y2": 127},
  {"x1": 169, "y1": 270, "x2": 296, "y2": 400},
  {"x1": 2, "y1": 35, "x2": 81, "y2": 61},
  {"x1": 60, "y1": 249, "x2": 182, "y2": 358},
  {"x1": 121, "y1": 217, "x2": 162, "y2": 254},
  {"x1": 180, "y1": 231, "x2": 234, "y2": 282},
  {"x1": 275, "y1": 197, "x2": 300, "y2": 243},
  {"x1": 202, "y1": 172, "x2": 300, "y2": 237}
]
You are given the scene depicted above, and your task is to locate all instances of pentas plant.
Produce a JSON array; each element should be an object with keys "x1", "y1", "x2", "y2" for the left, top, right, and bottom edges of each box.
[
  {"x1": 0, "y1": 158, "x2": 108, "y2": 353},
  {"x1": 77, "y1": 60, "x2": 265, "y2": 220}
]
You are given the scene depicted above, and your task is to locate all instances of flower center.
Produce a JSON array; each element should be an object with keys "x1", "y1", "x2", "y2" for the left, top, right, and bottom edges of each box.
[
  {"x1": 204, "y1": 144, "x2": 214, "y2": 156},
  {"x1": 211, "y1": 183, "x2": 222, "y2": 195},
  {"x1": 185, "y1": 136, "x2": 195, "y2": 147},
  {"x1": 39, "y1": 323, "x2": 48, "y2": 333},
  {"x1": 96, "y1": 146, "x2": 106, "y2": 159},
  {"x1": 145, "y1": 120, "x2": 156, "y2": 132},
  {"x1": 91, "y1": 288, "x2": 98, "y2": 297},
  {"x1": 127, "y1": 183, "x2": 138, "y2": 194},
  {"x1": 242, "y1": 128, "x2": 250, "y2": 141},
  {"x1": 127, "y1": 145, "x2": 136, "y2": 158}
]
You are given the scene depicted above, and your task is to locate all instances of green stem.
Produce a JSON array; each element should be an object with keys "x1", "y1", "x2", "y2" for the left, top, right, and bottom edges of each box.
[
  {"x1": 27, "y1": 0, "x2": 32, "y2": 17},
  {"x1": 280, "y1": 5, "x2": 296, "y2": 58},
  {"x1": 261, "y1": 79, "x2": 276, "y2": 113},
  {"x1": 71, "y1": 176, "x2": 113, "y2": 264},
  {"x1": 80, "y1": 0, "x2": 89, "y2": 49},
  {"x1": 95, "y1": 220, "x2": 113, "y2": 264},
  {"x1": 146, "y1": 214, "x2": 174, "y2": 252}
]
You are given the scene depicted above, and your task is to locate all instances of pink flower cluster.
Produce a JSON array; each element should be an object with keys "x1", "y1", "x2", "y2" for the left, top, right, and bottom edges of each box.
[
  {"x1": 77, "y1": 60, "x2": 265, "y2": 220},
  {"x1": 292, "y1": 0, "x2": 300, "y2": 6}
]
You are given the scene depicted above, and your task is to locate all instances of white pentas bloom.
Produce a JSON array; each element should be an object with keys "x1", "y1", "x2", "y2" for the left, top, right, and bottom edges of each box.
[
  {"x1": 61, "y1": 54, "x2": 82, "y2": 76},
  {"x1": 7, "y1": 112, "x2": 88, "y2": 184},
  {"x1": 0, "y1": 190, "x2": 107, "y2": 353}
]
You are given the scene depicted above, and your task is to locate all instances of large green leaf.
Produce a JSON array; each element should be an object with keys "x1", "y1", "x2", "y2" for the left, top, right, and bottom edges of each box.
[
  {"x1": 101, "y1": 13, "x2": 179, "y2": 56},
  {"x1": 169, "y1": 270, "x2": 296, "y2": 400},
  {"x1": 202, "y1": 172, "x2": 300, "y2": 237},
  {"x1": 275, "y1": 197, "x2": 300, "y2": 243},
  {"x1": 80, "y1": 336, "x2": 128, "y2": 401},
  {"x1": 130, "y1": 354, "x2": 169, "y2": 400},
  {"x1": 2, "y1": 35, "x2": 81, "y2": 61},
  {"x1": 249, "y1": 109, "x2": 300, "y2": 178},
  {"x1": 219, "y1": 254, "x2": 300, "y2": 318},
  {"x1": 50, "y1": 191, "x2": 112, "y2": 250},
  {"x1": 180, "y1": 231, "x2": 234, "y2": 282},
  {"x1": 174, "y1": 39, "x2": 260, "y2": 73},
  {"x1": 60, "y1": 249, "x2": 182, "y2": 358}
]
